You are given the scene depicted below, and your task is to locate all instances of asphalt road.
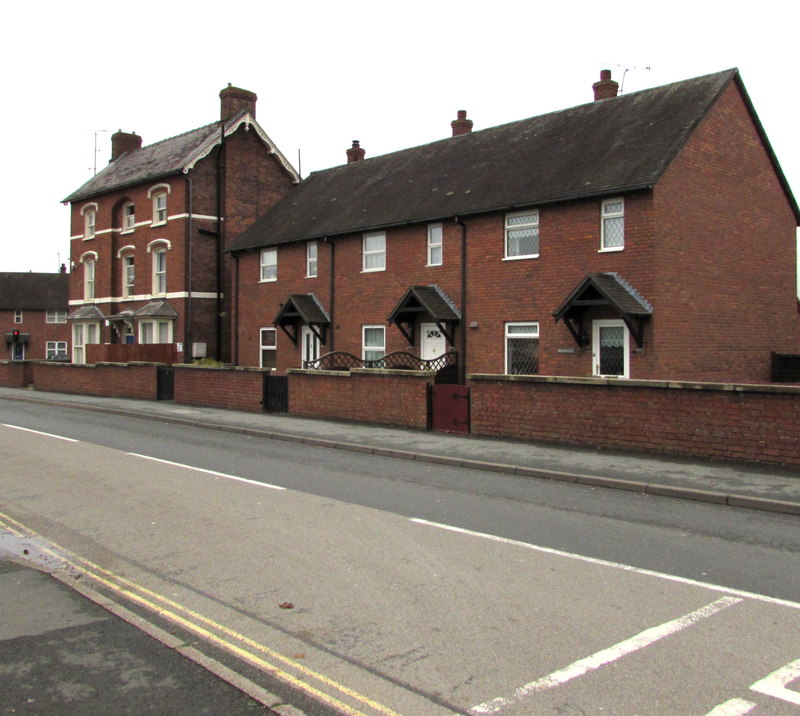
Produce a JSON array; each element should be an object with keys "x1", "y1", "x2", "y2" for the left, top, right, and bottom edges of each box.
[{"x1": 1, "y1": 402, "x2": 799, "y2": 714}]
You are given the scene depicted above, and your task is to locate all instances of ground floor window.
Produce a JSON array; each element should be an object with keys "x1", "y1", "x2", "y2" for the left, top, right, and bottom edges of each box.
[
  {"x1": 46, "y1": 341, "x2": 68, "y2": 360},
  {"x1": 72, "y1": 322, "x2": 99, "y2": 364},
  {"x1": 140, "y1": 320, "x2": 173, "y2": 344},
  {"x1": 260, "y1": 327, "x2": 276, "y2": 369},
  {"x1": 592, "y1": 319, "x2": 629, "y2": 378},
  {"x1": 505, "y1": 322, "x2": 539, "y2": 374},
  {"x1": 362, "y1": 325, "x2": 385, "y2": 363}
]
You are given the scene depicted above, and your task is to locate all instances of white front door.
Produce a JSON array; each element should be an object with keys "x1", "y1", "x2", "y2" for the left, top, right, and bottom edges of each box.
[
  {"x1": 421, "y1": 323, "x2": 447, "y2": 361},
  {"x1": 301, "y1": 326, "x2": 320, "y2": 367},
  {"x1": 592, "y1": 320, "x2": 629, "y2": 378}
]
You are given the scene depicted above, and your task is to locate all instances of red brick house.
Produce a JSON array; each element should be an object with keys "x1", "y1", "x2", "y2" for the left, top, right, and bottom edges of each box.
[
  {"x1": 63, "y1": 85, "x2": 299, "y2": 364},
  {"x1": 1, "y1": 271, "x2": 70, "y2": 361},
  {"x1": 229, "y1": 69, "x2": 799, "y2": 384}
]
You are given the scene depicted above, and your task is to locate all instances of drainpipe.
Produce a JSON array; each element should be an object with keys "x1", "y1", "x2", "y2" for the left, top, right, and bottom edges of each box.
[
  {"x1": 184, "y1": 174, "x2": 193, "y2": 361},
  {"x1": 324, "y1": 236, "x2": 334, "y2": 351},
  {"x1": 215, "y1": 122, "x2": 225, "y2": 361},
  {"x1": 454, "y1": 216, "x2": 467, "y2": 385},
  {"x1": 232, "y1": 252, "x2": 239, "y2": 365}
]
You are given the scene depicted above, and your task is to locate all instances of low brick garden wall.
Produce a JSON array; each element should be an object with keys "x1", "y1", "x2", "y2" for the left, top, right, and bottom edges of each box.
[
  {"x1": 30, "y1": 361, "x2": 158, "y2": 400},
  {"x1": 469, "y1": 374, "x2": 800, "y2": 467},
  {"x1": 173, "y1": 364, "x2": 266, "y2": 413}
]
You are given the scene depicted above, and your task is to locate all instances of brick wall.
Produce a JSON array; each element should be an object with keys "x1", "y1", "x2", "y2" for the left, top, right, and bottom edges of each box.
[
  {"x1": 289, "y1": 369, "x2": 435, "y2": 429},
  {"x1": 173, "y1": 364, "x2": 265, "y2": 412},
  {"x1": 469, "y1": 374, "x2": 800, "y2": 466},
  {"x1": 0, "y1": 361, "x2": 31, "y2": 387},
  {"x1": 31, "y1": 362, "x2": 158, "y2": 399}
]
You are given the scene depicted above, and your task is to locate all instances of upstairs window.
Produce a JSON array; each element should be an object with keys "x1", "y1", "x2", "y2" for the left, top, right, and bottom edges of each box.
[
  {"x1": 84, "y1": 209, "x2": 96, "y2": 238},
  {"x1": 152, "y1": 249, "x2": 167, "y2": 294},
  {"x1": 505, "y1": 211, "x2": 539, "y2": 259},
  {"x1": 153, "y1": 192, "x2": 167, "y2": 225},
  {"x1": 600, "y1": 198, "x2": 624, "y2": 251},
  {"x1": 363, "y1": 232, "x2": 386, "y2": 272},
  {"x1": 427, "y1": 224, "x2": 443, "y2": 266},
  {"x1": 84, "y1": 259, "x2": 96, "y2": 300},
  {"x1": 123, "y1": 202, "x2": 135, "y2": 232},
  {"x1": 306, "y1": 241, "x2": 318, "y2": 278},
  {"x1": 505, "y1": 322, "x2": 540, "y2": 375},
  {"x1": 123, "y1": 254, "x2": 135, "y2": 297},
  {"x1": 14, "y1": 311, "x2": 22, "y2": 323},
  {"x1": 46, "y1": 310, "x2": 67, "y2": 323},
  {"x1": 260, "y1": 248, "x2": 277, "y2": 281}
]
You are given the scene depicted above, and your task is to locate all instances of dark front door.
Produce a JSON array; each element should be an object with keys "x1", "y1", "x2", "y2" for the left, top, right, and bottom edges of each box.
[
  {"x1": 430, "y1": 384, "x2": 470, "y2": 434},
  {"x1": 156, "y1": 367, "x2": 174, "y2": 400}
]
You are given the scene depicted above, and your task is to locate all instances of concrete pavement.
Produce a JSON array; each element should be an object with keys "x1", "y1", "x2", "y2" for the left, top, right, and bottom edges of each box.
[{"x1": 1, "y1": 385, "x2": 799, "y2": 516}]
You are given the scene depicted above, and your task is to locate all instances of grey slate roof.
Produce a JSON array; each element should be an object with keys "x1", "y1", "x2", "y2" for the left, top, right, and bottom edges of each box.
[
  {"x1": 230, "y1": 68, "x2": 796, "y2": 253},
  {"x1": 68, "y1": 305, "x2": 105, "y2": 321},
  {"x1": 0, "y1": 273, "x2": 68, "y2": 310},
  {"x1": 64, "y1": 112, "x2": 299, "y2": 204},
  {"x1": 388, "y1": 285, "x2": 461, "y2": 324},
  {"x1": 553, "y1": 272, "x2": 653, "y2": 320}
]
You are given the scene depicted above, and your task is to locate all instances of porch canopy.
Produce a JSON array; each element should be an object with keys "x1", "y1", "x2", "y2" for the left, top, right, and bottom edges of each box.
[
  {"x1": 68, "y1": 305, "x2": 105, "y2": 321},
  {"x1": 387, "y1": 285, "x2": 460, "y2": 346},
  {"x1": 273, "y1": 294, "x2": 330, "y2": 345},
  {"x1": 553, "y1": 272, "x2": 653, "y2": 348}
]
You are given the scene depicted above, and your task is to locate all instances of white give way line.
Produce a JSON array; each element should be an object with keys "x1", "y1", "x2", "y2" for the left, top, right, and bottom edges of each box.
[{"x1": 2, "y1": 423, "x2": 79, "y2": 442}]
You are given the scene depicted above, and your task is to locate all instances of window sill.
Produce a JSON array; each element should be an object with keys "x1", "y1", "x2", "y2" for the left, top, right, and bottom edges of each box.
[
  {"x1": 151, "y1": 220, "x2": 167, "y2": 228},
  {"x1": 305, "y1": 274, "x2": 318, "y2": 279},
  {"x1": 83, "y1": 236, "x2": 96, "y2": 241},
  {"x1": 502, "y1": 254, "x2": 539, "y2": 261},
  {"x1": 259, "y1": 278, "x2": 277, "y2": 283},
  {"x1": 598, "y1": 246, "x2": 624, "y2": 253},
  {"x1": 361, "y1": 267, "x2": 386, "y2": 273},
  {"x1": 426, "y1": 263, "x2": 443, "y2": 268}
]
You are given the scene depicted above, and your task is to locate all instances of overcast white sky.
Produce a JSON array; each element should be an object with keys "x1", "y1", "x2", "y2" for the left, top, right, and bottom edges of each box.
[{"x1": 3, "y1": 0, "x2": 798, "y2": 291}]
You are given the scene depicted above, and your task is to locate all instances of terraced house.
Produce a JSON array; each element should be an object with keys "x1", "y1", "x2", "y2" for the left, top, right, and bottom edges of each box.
[
  {"x1": 229, "y1": 69, "x2": 800, "y2": 384},
  {"x1": 63, "y1": 85, "x2": 298, "y2": 364}
]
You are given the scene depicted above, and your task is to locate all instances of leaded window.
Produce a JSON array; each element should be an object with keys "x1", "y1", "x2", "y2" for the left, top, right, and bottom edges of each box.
[{"x1": 505, "y1": 322, "x2": 539, "y2": 374}]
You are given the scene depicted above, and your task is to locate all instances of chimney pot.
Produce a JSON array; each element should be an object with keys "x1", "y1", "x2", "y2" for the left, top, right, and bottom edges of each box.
[
  {"x1": 219, "y1": 85, "x2": 257, "y2": 121},
  {"x1": 110, "y1": 130, "x2": 143, "y2": 162},
  {"x1": 346, "y1": 139, "x2": 366, "y2": 164},
  {"x1": 451, "y1": 109, "x2": 473, "y2": 137},
  {"x1": 592, "y1": 69, "x2": 619, "y2": 101}
]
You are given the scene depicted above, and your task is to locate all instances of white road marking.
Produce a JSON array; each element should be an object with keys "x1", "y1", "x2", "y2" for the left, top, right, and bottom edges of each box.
[
  {"x1": 411, "y1": 518, "x2": 800, "y2": 611},
  {"x1": 470, "y1": 596, "x2": 742, "y2": 714},
  {"x1": 704, "y1": 698, "x2": 756, "y2": 715},
  {"x1": 126, "y1": 453, "x2": 285, "y2": 490},
  {"x1": 1, "y1": 423, "x2": 79, "y2": 442},
  {"x1": 750, "y1": 658, "x2": 800, "y2": 706}
]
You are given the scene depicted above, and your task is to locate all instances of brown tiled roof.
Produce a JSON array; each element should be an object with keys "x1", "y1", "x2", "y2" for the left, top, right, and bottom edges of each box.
[
  {"x1": 273, "y1": 294, "x2": 330, "y2": 326},
  {"x1": 553, "y1": 272, "x2": 653, "y2": 321},
  {"x1": 0, "y1": 273, "x2": 68, "y2": 311},
  {"x1": 231, "y1": 68, "x2": 789, "y2": 253},
  {"x1": 64, "y1": 112, "x2": 299, "y2": 204},
  {"x1": 388, "y1": 285, "x2": 461, "y2": 324}
]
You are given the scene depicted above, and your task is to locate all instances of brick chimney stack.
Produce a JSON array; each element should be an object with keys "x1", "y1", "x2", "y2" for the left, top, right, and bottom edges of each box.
[
  {"x1": 592, "y1": 69, "x2": 619, "y2": 101},
  {"x1": 451, "y1": 110, "x2": 473, "y2": 137},
  {"x1": 110, "y1": 130, "x2": 142, "y2": 161},
  {"x1": 346, "y1": 140, "x2": 366, "y2": 164},
  {"x1": 220, "y1": 84, "x2": 257, "y2": 121}
]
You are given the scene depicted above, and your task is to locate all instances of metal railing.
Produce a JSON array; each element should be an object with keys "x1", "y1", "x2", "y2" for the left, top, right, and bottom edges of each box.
[{"x1": 304, "y1": 350, "x2": 458, "y2": 373}]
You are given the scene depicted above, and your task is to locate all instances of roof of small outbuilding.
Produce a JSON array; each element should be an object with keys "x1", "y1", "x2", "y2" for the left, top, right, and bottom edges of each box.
[
  {"x1": 230, "y1": 68, "x2": 798, "y2": 253},
  {"x1": 0, "y1": 273, "x2": 68, "y2": 311}
]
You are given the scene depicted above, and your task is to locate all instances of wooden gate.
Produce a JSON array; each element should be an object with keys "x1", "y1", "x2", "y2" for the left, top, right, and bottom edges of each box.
[
  {"x1": 156, "y1": 366, "x2": 174, "y2": 400},
  {"x1": 263, "y1": 373, "x2": 289, "y2": 413},
  {"x1": 430, "y1": 384, "x2": 470, "y2": 433}
]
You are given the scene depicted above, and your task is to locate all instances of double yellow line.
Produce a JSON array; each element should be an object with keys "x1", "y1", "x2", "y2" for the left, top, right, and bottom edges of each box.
[{"x1": 0, "y1": 511, "x2": 401, "y2": 716}]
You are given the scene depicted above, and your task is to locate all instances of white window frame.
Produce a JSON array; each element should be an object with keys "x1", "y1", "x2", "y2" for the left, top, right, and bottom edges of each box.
[
  {"x1": 260, "y1": 248, "x2": 277, "y2": 282},
  {"x1": 85, "y1": 209, "x2": 96, "y2": 238},
  {"x1": 260, "y1": 327, "x2": 277, "y2": 369},
  {"x1": 14, "y1": 311, "x2": 22, "y2": 323},
  {"x1": 362, "y1": 232, "x2": 386, "y2": 272},
  {"x1": 84, "y1": 258, "x2": 96, "y2": 301},
  {"x1": 152, "y1": 192, "x2": 167, "y2": 226},
  {"x1": 505, "y1": 322, "x2": 540, "y2": 375},
  {"x1": 152, "y1": 248, "x2": 167, "y2": 295},
  {"x1": 122, "y1": 202, "x2": 135, "y2": 233},
  {"x1": 72, "y1": 322, "x2": 99, "y2": 364},
  {"x1": 362, "y1": 325, "x2": 386, "y2": 363},
  {"x1": 306, "y1": 241, "x2": 318, "y2": 278},
  {"x1": 122, "y1": 253, "x2": 135, "y2": 298},
  {"x1": 592, "y1": 319, "x2": 630, "y2": 378},
  {"x1": 139, "y1": 319, "x2": 173, "y2": 344},
  {"x1": 504, "y1": 210, "x2": 539, "y2": 260},
  {"x1": 46, "y1": 310, "x2": 67, "y2": 324},
  {"x1": 600, "y1": 197, "x2": 625, "y2": 252},
  {"x1": 427, "y1": 224, "x2": 443, "y2": 266},
  {"x1": 46, "y1": 341, "x2": 68, "y2": 360}
]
